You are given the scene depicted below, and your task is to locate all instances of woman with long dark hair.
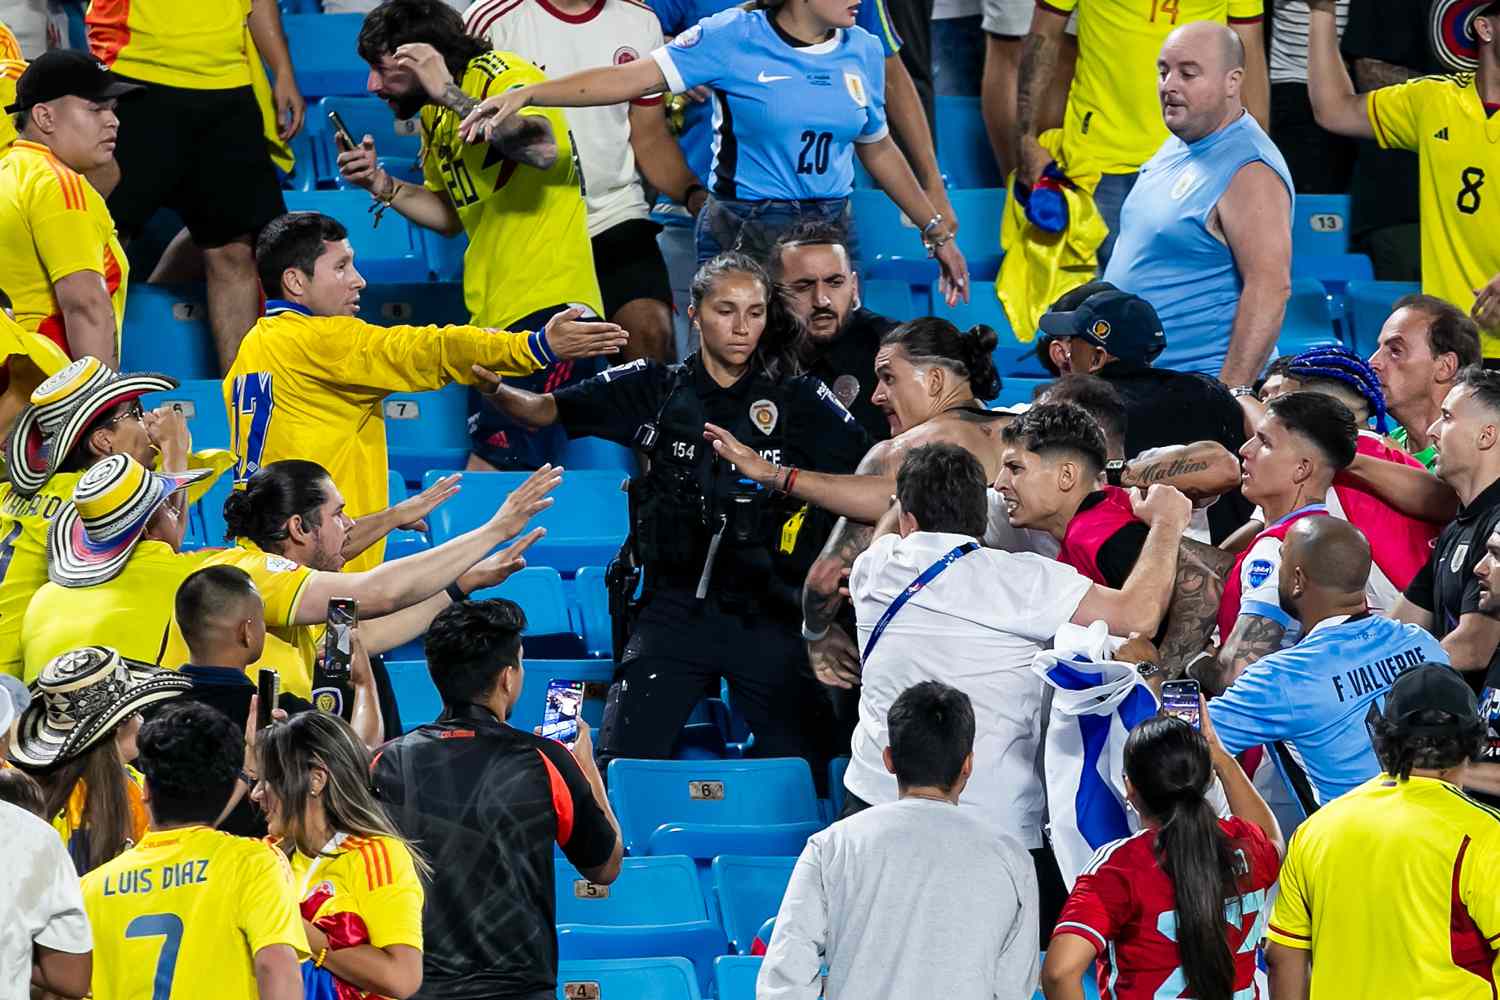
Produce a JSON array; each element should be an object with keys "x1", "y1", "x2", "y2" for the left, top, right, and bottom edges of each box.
[
  {"x1": 1041, "y1": 709, "x2": 1285, "y2": 1000},
  {"x1": 473, "y1": 251, "x2": 869, "y2": 769},
  {"x1": 253, "y1": 710, "x2": 428, "y2": 1000}
]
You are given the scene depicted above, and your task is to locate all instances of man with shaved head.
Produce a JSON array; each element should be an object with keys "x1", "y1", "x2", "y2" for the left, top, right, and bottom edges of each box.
[
  {"x1": 1206, "y1": 516, "x2": 1448, "y2": 806},
  {"x1": 1104, "y1": 20, "x2": 1293, "y2": 390}
]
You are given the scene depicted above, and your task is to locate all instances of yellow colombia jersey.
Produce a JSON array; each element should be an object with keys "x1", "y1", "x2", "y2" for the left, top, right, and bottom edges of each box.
[
  {"x1": 0, "y1": 472, "x2": 82, "y2": 679},
  {"x1": 1369, "y1": 73, "x2": 1500, "y2": 353},
  {"x1": 224, "y1": 304, "x2": 546, "y2": 573},
  {"x1": 422, "y1": 50, "x2": 603, "y2": 329},
  {"x1": 1268, "y1": 774, "x2": 1500, "y2": 999},
  {"x1": 1044, "y1": 0, "x2": 1263, "y2": 175},
  {"x1": 20, "y1": 539, "x2": 198, "y2": 680},
  {"x1": 158, "y1": 539, "x2": 318, "y2": 701},
  {"x1": 0, "y1": 18, "x2": 20, "y2": 60},
  {"x1": 0, "y1": 140, "x2": 128, "y2": 358},
  {"x1": 291, "y1": 833, "x2": 424, "y2": 968},
  {"x1": 0, "y1": 59, "x2": 23, "y2": 153},
  {"x1": 87, "y1": 0, "x2": 252, "y2": 89},
  {"x1": 83, "y1": 825, "x2": 308, "y2": 1000}
]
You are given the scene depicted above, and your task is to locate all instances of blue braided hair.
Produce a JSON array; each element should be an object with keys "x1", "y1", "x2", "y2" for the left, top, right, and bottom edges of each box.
[{"x1": 1287, "y1": 346, "x2": 1388, "y2": 433}]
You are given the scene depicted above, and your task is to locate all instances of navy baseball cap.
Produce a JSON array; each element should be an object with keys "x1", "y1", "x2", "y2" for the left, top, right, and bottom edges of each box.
[
  {"x1": 1038, "y1": 290, "x2": 1167, "y2": 365},
  {"x1": 6, "y1": 50, "x2": 144, "y2": 114}
]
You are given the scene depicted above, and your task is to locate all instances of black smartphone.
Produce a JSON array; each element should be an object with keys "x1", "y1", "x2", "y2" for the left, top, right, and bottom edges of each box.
[
  {"x1": 541, "y1": 679, "x2": 586, "y2": 746},
  {"x1": 1161, "y1": 678, "x2": 1202, "y2": 730},
  {"x1": 314, "y1": 598, "x2": 357, "y2": 720},
  {"x1": 328, "y1": 109, "x2": 356, "y2": 151},
  {"x1": 256, "y1": 668, "x2": 279, "y2": 730}
]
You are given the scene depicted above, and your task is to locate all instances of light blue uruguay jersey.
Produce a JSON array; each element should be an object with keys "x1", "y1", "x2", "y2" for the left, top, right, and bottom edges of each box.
[
  {"x1": 1208, "y1": 613, "x2": 1448, "y2": 806},
  {"x1": 650, "y1": 7, "x2": 889, "y2": 202}
]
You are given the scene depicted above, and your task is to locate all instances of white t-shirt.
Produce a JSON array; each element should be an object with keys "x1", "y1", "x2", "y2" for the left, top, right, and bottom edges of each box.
[
  {"x1": 0, "y1": 800, "x2": 91, "y2": 1000},
  {"x1": 848, "y1": 531, "x2": 1092, "y2": 848},
  {"x1": 464, "y1": 0, "x2": 663, "y2": 236}
]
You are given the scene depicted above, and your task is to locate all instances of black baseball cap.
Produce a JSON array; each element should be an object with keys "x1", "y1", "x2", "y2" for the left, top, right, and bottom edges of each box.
[
  {"x1": 1378, "y1": 663, "x2": 1480, "y2": 736},
  {"x1": 1038, "y1": 290, "x2": 1168, "y2": 365},
  {"x1": 6, "y1": 50, "x2": 144, "y2": 114}
]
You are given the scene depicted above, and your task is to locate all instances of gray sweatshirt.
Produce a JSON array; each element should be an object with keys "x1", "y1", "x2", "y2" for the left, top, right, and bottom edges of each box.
[{"x1": 757, "y1": 797, "x2": 1039, "y2": 1000}]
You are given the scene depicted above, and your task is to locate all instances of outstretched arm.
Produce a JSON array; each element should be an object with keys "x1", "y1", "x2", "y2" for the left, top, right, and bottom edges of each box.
[
  {"x1": 1305, "y1": 0, "x2": 1375, "y2": 139},
  {"x1": 1339, "y1": 451, "x2": 1458, "y2": 522},
  {"x1": 1118, "y1": 441, "x2": 1242, "y2": 502},
  {"x1": 1014, "y1": 5, "x2": 1070, "y2": 185},
  {"x1": 1203, "y1": 614, "x2": 1286, "y2": 696}
]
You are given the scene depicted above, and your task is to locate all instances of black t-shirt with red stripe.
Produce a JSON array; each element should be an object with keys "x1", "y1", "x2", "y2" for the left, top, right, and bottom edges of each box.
[{"x1": 370, "y1": 703, "x2": 617, "y2": 1000}]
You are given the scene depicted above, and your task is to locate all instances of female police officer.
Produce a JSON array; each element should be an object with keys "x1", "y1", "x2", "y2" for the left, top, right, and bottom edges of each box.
[{"x1": 472, "y1": 252, "x2": 869, "y2": 768}]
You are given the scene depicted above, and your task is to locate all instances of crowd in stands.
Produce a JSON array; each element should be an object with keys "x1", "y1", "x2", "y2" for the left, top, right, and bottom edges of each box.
[{"x1": 0, "y1": 0, "x2": 1499, "y2": 998}]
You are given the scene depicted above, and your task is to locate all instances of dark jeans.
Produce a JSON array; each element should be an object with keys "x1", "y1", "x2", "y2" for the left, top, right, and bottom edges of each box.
[
  {"x1": 932, "y1": 16, "x2": 984, "y2": 97},
  {"x1": 1270, "y1": 81, "x2": 1356, "y2": 194},
  {"x1": 839, "y1": 789, "x2": 1069, "y2": 949},
  {"x1": 695, "y1": 196, "x2": 858, "y2": 267}
]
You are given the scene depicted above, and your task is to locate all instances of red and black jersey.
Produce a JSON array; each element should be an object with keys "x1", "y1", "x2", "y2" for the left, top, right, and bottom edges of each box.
[
  {"x1": 1057, "y1": 487, "x2": 1148, "y2": 589},
  {"x1": 370, "y1": 703, "x2": 618, "y2": 1000}
]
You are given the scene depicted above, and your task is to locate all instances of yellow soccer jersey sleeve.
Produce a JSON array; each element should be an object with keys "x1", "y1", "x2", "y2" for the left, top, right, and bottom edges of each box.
[
  {"x1": 0, "y1": 141, "x2": 128, "y2": 355},
  {"x1": 1265, "y1": 826, "x2": 1312, "y2": 950},
  {"x1": 421, "y1": 51, "x2": 603, "y2": 329},
  {"x1": 87, "y1": 0, "x2": 253, "y2": 89},
  {"x1": 1369, "y1": 73, "x2": 1500, "y2": 352},
  {"x1": 294, "y1": 835, "x2": 425, "y2": 953},
  {"x1": 0, "y1": 60, "x2": 24, "y2": 152},
  {"x1": 83, "y1": 826, "x2": 308, "y2": 1000},
  {"x1": 0, "y1": 472, "x2": 79, "y2": 678},
  {"x1": 0, "y1": 19, "x2": 21, "y2": 60},
  {"x1": 1048, "y1": 0, "x2": 1263, "y2": 174}
]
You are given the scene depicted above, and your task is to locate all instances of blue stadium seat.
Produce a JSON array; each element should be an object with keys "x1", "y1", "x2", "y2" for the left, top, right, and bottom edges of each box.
[
  {"x1": 851, "y1": 189, "x2": 1005, "y2": 287},
  {"x1": 573, "y1": 566, "x2": 612, "y2": 658},
  {"x1": 827, "y1": 757, "x2": 849, "y2": 820},
  {"x1": 384, "y1": 470, "x2": 429, "y2": 561},
  {"x1": 714, "y1": 956, "x2": 762, "y2": 1000},
  {"x1": 122, "y1": 284, "x2": 219, "y2": 382},
  {"x1": 1279, "y1": 278, "x2": 1341, "y2": 356},
  {"x1": 319, "y1": 96, "x2": 424, "y2": 188},
  {"x1": 508, "y1": 659, "x2": 615, "y2": 735},
  {"x1": 279, "y1": 125, "x2": 323, "y2": 193},
  {"x1": 282, "y1": 190, "x2": 427, "y2": 283},
  {"x1": 555, "y1": 856, "x2": 727, "y2": 996},
  {"x1": 385, "y1": 659, "x2": 441, "y2": 731},
  {"x1": 607, "y1": 758, "x2": 821, "y2": 856},
  {"x1": 930, "y1": 282, "x2": 1051, "y2": 379},
  {"x1": 468, "y1": 566, "x2": 584, "y2": 657},
  {"x1": 861, "y1": 279, "x2": 915, "y2": 321},
  {"x1": 1291, "y1": 252, "x2": 1374, "y2": 290},
  {"x1": 1291, "y1": 194, "x2": 1351, "y2": 257},
  {"x1": 936, "y1": 96, "x2": 1003, "y2": 189},
  {"x1": 286, "y1": 14, "x2": 368, "y2": 98},
  {"x1": 558, "y1": 435, "x2": 637, "y2": 475},
  {"x1": 424, "y1": 469, "x2": 629, "y2": 575},
  {"x1": 384, "y1": 385, "x2": 471, "y2": 487},
  {"x1": 555, "y1": 958, "x2": 702, "y2": 1000},
  {"x1": 422, "y1": 229, "x2": 469, "y2": 282},
  {"x1": 646, "y1": 822, "x2": 819, "y2": 862},
  {"x1": 948, "y1": 188, "x2": 1005, "y2": 278},
  {"x1": 1344, "y1": 279, "x2": 1420, "y2": 359},
  {"x1": 994, "y1": 376, "x2": 1048, "y2": 410},
  {"x1": 356, "y1": 282, "x2": 469, "y2": 328},
  {"x1": 712, "y1": 856, "x2": 798, "y2": 955}
]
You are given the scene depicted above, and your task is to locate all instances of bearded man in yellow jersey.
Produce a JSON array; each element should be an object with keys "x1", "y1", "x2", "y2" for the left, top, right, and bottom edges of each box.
[
  {"x1": 1307, "y1": 0, "x2": 1500, "y2": 357},
  {"x1": 1013, "y1": 0, "x2": 1268, "y2": 269},
  {"x1": 82, "y1": 701, "x2": 307, "y2": 1000},
  {"x1": 343, "y1": 0, "x2": 611, "y2": 473},
  {"x1": 228, "y1": 211, "x2": 626, "y2": 573},
  {"x1": 0, "y1": 51, "x2": 141, "y2": 369},
  {"x1": 0, "y1": 357, "x2": 206, "y2": 679}
]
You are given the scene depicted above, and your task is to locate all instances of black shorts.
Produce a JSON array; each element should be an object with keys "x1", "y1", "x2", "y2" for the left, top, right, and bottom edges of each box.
[
  {"x1": 107, "y1": 80, "x2": 286, "y2": 248},
  {"x1": 591, "y1": 218, "x2": 672, "y2": 318}
]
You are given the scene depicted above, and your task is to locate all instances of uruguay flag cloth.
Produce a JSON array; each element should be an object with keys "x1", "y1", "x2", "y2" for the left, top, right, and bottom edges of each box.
[{"x1": 1034, "y1": 623, "x2": 1161, "y2": 889}]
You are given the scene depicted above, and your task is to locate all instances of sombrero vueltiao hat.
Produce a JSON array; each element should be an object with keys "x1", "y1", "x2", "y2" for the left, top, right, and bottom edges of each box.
[
  {"x1": 47, "y1": 453, "x2": 210, "y2": 588},
  {"x1": 5, "y1": 356, "x2": 177, "y2": 496},
  {"x1": 9, "y1": 646, "x2": 190, "y2": 769}
]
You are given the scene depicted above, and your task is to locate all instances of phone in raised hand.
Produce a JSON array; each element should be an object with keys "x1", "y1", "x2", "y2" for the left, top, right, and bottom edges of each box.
[
  {"x1": 1161, "y1": 679, "x2": 1202, "y2": 730},
  {"x1": 256, "y1": 669, "x2": 279, "y2": 730},
  {"x1": 328, "y1": 109, "x2": 356, "y2": 152},
  {"x1": 541, "y1": 679, "x2": 586, "y2": 746},
  {"x1": 314, "y1": 597, "x2": 357, "y2": 720}
]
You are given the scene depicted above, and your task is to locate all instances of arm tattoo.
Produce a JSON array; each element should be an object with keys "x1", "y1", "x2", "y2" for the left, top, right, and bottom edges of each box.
[
  {"x1": 439, "y1": 81, "x2": 479, "y2": 117},
  {"x1": 801, "y1": 517, "x2": 876, "y2": 630},
  {"x1": 1352, "y1": 58, "x2": 1414, "y2": 91},
  {"x1": 1158, "y1": 540, "x2": 1234, "y2": 676},
  {"x1": 440, "y1": 82, "x2": 556, "y2": 167},
  {"x1": 1206, "y1": 615, "x2": 1285, "y2": 696},
  {"x1": 1016, "y1": 32, "x2": 1059, "y2": 138},
  {"x1": 1126, "y1": 457, "x2": 1210, "y2": 488}
]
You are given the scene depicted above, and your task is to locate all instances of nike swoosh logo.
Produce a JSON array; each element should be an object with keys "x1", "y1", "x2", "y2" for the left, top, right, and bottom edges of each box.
[{"x1": 757, "y1": 71, "x2": 791, "y2": 83}]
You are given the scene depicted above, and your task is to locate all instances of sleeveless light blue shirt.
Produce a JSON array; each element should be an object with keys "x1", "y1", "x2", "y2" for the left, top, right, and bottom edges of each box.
[{"x1": 1103, "y1": 112, "x2": 1293, "y2": 376}]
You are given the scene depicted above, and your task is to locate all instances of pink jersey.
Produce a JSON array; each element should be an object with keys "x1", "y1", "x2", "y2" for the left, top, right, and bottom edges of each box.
[
  {"x1": 1058, "y1": 486, "x2": 1142, "y2": 586},
  {"x1": 1053, "y1": 816, "x2": 1282, "y2": 1000},
  {"x1": 1330, "y1": 433, "x2": 1440, "y2": 593}
]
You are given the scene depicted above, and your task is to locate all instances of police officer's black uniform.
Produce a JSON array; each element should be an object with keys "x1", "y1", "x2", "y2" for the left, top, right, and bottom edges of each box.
[
  {"x1": 800, "y1": 307, "x2": 897, "y2": 444},
  {"x1": 553, "y1": 353, "x2": 870, "y2": 766}
]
